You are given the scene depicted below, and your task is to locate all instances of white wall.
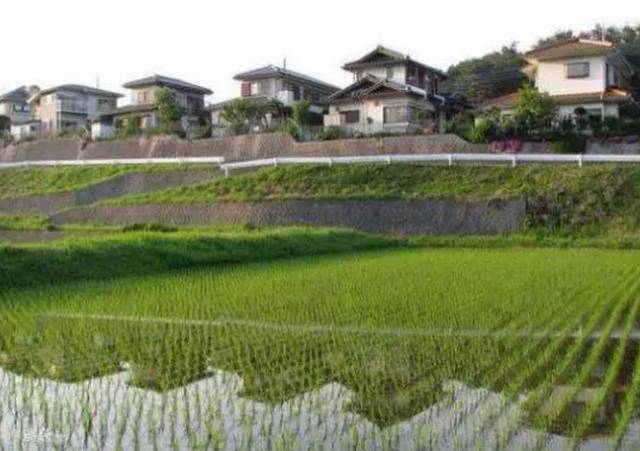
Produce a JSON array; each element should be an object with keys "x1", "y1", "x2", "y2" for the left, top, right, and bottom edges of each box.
[
  {"x1": 358, "y1": 64, "x2": 406, "y2": 84},
  {"x1": 535, "y1": 56, "x2": 607, "y2": 96}
]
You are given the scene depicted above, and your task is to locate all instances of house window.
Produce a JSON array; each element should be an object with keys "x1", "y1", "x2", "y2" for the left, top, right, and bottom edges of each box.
[
  {"x1": 386, "y1": 67, "x2": 395, "y2": 79},
  {"x1": 342, "y1": 110, "x2": 360, "y2": 124},
  {"x1": 567, "y1": 62, "x2": 590, "y2": 79},
  {"x1": 585, "y1": 108, "x2": 603, "y2": 118},
  {"x1": 384, "y1": 106, "x2": 420, "y2": 124}
]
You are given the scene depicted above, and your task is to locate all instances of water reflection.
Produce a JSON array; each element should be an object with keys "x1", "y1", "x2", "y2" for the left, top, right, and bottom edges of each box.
[{"x1": 0, "y1": 367, "x2": 635, "y2": 450}]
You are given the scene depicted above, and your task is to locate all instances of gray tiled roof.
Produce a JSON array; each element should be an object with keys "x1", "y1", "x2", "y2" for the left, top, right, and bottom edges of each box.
[
  {"x1": 37, "y1": 84, "x2": 123, "y2": 98},
  {"x1": 0, "y1": 86, "x2": 30, "y2": 103},
  {"x1": 342, "y1": 45, "x2": 448, "y2": 79},
  {"x1": 123, "y1": 75, "x2": 212, "y2": 95},
  {"x1": 233, "y1": 65, "x2": 340, "y2": 92}
]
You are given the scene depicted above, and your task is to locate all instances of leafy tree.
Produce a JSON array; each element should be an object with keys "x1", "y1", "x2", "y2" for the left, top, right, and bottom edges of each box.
[
  {"x1": 221, "y1": 98, "x2": 284, "y2": 135},
  {"x1": 291, "y1": 99, "x2": 311, "y2": 128},
  {"x1": 442, "y1": 43, "x2": 527, "y2": 104},
  {"x1": 0, "y1": 116, "x2": 9, "y2": 131},
  {"x1": 155, "y1": 88, "x2": 185, "y2": 127},
  {"x1": 513, "y1": 85, "x2": 557, "y2": 138}
]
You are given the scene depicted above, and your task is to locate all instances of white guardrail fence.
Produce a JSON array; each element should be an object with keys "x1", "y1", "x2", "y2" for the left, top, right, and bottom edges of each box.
[
  {"x1": 2, "y1": 154, "x2": 640, "y2": 174},
  {"x1": 218, "y1": 153, "x2": 640, "y2": 176},
  {"x1": 0, "y1": 157, "x2": 225, "y2": 170}
]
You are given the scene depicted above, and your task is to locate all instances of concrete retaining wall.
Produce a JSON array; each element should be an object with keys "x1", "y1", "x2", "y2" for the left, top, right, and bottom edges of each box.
[
  {"x1": 50, "y1": 199, "x2": 526, "y2": 236},
  {"x1": 0, "y1": 134, "x2": 489, "y2": 162},
  {"x1": 0, "y1": 169, "x2": 220, "y2": 215}
]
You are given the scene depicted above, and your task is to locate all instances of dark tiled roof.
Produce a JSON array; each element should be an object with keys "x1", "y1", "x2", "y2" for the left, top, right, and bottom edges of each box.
[
  {"x1": 0, "y1": 86, "x2": 30, "y2": 103},
  {"x1": 328, "y1": 75, "x2": 428, "y2": 102},
  {"x1": 525, "y1": 39, "x2": 615, "y2": 61},
  {"x1": 37, "y1": 84, "x2": 123, "y2": 98},
  {"x1": 342, "y1": 45, "x2": 448, "y2": 79},
  {"x1": 123, "y1": 75, "x2": 212, "y2": 95},
  {"x1": 233, "y1": 65, "x2": 340, "y2": 93}
]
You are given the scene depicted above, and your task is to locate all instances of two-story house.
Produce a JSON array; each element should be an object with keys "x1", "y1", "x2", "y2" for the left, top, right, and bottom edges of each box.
[
  {"x1": 209, "y1": 65, "x2": 339, "y2": 135},
  {"x1": 28, "y1": 85, "x2": 122, "y2": 137},
  {"x1": 480, "y1": 39, "x2": 638, "y2": 119},
  {"x1": 93, "y1": 75, "x2": 212, "y2": 139},
  {"x1": 323, "y1": 46, "x2": 451, "y2": 134},
  {"x1": 0, "y1": 86, "x2": 42, "y2": 139}
]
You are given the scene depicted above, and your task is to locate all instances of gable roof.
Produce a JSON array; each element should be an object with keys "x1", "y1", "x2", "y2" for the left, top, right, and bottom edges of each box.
[
  {"x1": 34, "y1": 84, "x2": 123, "y2": 99},
  {"x1": 233, "y1": 65, "x2": 340, "y2": 93},
  {"x1": 342, "y1": 45, "x2": 448, "y2": 79},
  {"x1": 0, "y1": 86, "x2": 31, "y2": 103},
  {"x1": 328, "y1": 75, "x2": 429, "y2": 102},
  {"x1": 525, "y1": 38, "x2": 615, "y2": 61},
  {"x1": 123, "y1": 75, "x2": 213, "y2": 95}
]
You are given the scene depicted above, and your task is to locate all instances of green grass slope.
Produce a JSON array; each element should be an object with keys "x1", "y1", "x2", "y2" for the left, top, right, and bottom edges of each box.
[
  {"x1": 107, "y1": 164, "x2": 639, "y2": 203},
  {"x1": 0, "y1": 165, "x2": 189, "y2": 199},
  {"x1": 105, "y1": 164, "x2": 640, "y2": 235}
]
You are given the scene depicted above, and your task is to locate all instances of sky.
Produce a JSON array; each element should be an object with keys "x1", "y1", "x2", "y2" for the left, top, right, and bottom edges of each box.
[{"x1": 1, "y1": 0, "x2": 638, "y2": 105}]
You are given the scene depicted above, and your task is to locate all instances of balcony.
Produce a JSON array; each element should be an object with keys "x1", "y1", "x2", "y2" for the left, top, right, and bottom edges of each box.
[{"x1": 57, "y1": 100, "x2": 88, "y2": 114}]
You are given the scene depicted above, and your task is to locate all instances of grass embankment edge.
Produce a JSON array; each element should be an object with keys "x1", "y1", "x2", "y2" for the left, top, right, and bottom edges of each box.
[{"x1": 0, "y1": 228, "x2": 402, "y2": 290}]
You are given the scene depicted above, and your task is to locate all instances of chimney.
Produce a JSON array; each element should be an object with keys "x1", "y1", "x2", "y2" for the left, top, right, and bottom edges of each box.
[{"x1": 283, "y1": 58, "x2": 287, "y2": 70}]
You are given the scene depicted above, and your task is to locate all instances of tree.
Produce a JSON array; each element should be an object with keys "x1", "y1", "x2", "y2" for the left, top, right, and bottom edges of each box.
[
  {"x1": 155, "y1": 88, "x2": 185, "y2": 127},
  {"x1": 291, "y1": 99, "x2": 311, "y2": 128},
  {"x1": 513, "y1": 85, "x2": 557, "y2": 138},
  {"x1": 221, "y1": 98, "x2": 284, "y2": 135},
  {"x1": 442, "y1": 43, "x2": 527, "y2": 104}
]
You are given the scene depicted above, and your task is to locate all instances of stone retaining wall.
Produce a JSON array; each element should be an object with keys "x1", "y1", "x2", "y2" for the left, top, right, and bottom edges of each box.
[
  {"x1": 0, "y1": 169, "x2": 219, "y2": 215},
  {"x1": 0, "y1": 134, "x2": 488, "y2": 162},
  {"x1": 50, "y1": 199, "x2": 526, "y2": 236}
]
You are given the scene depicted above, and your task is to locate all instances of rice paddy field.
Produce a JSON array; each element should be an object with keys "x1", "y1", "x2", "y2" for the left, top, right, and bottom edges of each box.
[{"x1": 2, "y1": 246, "x2": 640, "y2": 450}]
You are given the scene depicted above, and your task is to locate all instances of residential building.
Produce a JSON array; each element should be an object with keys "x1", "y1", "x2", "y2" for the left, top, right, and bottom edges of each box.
[
  {"x1": 209, "y1": 65, "x2": 339, "y2": 135},
  {"x1": 323, "y1": 46, "x2": 452, "y2": 134},
  {"x1": 480, "y1": 39, "x2": 638, "y2": 119},
  {"x1": 29, "y1": 85, "x2": 122, "y2": 136},
  {"x1": 0, "y1": 86, "x2": 39, "y2": 128},
  {"x1": 93, "y1": 75, "x2": 212, "y2": 139}
]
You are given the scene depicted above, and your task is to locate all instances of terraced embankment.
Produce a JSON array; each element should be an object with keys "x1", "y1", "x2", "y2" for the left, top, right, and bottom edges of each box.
[
  {"x1": 50, "y1": 199, "x2": 525, "y2": 235},
  {"x1": 0, "y1": 168, "x2": 220, "y2": 215}
]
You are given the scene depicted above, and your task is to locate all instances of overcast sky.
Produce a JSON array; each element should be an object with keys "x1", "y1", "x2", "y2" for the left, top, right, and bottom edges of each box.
[{"x1": 1, "y1": 0, "x2": 637, "y2": 105}]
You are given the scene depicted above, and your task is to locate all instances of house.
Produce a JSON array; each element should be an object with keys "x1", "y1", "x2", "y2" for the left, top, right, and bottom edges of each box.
[
  {"x1": 28, "y1": 85, "x2": 122, "y2": 137},
  {"x1": 209, "y1": 64, "x2": 339, "y2": 135},
  {"x1": 323, "y1": 46, "x2": 452, "y2": 135},
  {"x1": 93, "y1": 75, "x2": 212, "y2": 139},
  {"x1": 480, "y1": 39, "x2": 638, "y2": 119},
  {"x1": 0, "y1": 86, "x2": 39, "y2": 129}
]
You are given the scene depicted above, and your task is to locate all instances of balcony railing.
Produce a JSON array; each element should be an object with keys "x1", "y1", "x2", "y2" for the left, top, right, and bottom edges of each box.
[{"x1": 57, "y1": 100, "x2": 88, "y2": 114}]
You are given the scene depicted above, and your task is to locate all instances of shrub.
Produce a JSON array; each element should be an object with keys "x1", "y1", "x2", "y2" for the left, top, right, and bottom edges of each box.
[
  {"x1": 467, "y1": 117, "x2": 498, "y2": 144},
  {"x1": 313, "y1": 126, "x2": 351, "y2": 141},
  {"x1": 550, "y1": 134, "x2": 587, "y2": 154}
]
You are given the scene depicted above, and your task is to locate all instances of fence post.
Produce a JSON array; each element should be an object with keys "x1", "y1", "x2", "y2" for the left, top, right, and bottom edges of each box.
[
  {"x1": 448, "y1": 154, "x2": 453, "y2": 167},
  {"x1": 512, "y1": 155, "x2": 517, "y2": 168},
  {"x1": 223, "y1": 166, "x2": 229, "y2": 178},
  {"x1": 386, "y1": 156, "x2": 392, "y2": 165},
  {"x1": 578, "y1": 154, "x2": 583, "y2": 168},
  {"x1": 328, "y1": 158, "x2": 333, "y2": 167}
]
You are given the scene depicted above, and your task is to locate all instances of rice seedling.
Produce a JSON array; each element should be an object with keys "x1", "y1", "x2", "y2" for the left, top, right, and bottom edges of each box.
[{"x1": 1, "y1": 247, "x2": 640, "y2": 449}]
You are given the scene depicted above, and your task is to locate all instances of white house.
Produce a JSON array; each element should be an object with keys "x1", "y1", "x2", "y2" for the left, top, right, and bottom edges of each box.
[
  {"x1": 323, "y1": 46, "x2": 454, "y2": 135},
  {"x1": 480, "y1": 39, "x2": 637, "y2": 119}
]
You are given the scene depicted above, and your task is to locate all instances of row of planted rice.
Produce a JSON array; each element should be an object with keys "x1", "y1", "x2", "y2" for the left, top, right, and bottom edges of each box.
[{"x1": 1, "y1": 248, "x2": 640, "y2": 449}]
